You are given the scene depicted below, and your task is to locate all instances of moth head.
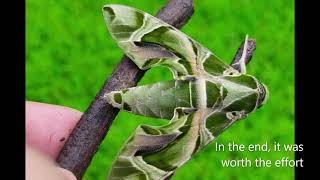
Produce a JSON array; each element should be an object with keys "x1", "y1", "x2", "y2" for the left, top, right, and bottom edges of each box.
[
  {"x1": 256, "y1": 81, "x2": 269, "y2": 108},
  {"x1": 221, "y1": 74, "x2": 269, "y2": 116}
]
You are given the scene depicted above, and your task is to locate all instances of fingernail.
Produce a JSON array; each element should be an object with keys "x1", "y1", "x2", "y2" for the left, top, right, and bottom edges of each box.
[{"x1": 58, "y1": 167, "x2": 77, "y2": 180}]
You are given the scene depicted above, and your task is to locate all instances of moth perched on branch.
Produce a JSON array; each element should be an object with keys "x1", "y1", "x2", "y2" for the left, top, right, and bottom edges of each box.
[
  {"x1": 57, "y1": 1, "x2": 195, "y2": 179},
  {"x1": 103, "y1": 4, "x2": 268, "y2": 180}
]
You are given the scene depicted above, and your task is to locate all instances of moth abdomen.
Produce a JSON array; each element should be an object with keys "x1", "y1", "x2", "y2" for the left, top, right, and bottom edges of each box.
[{"x1": 106, "y1": 80, "x2": 196, "y2": 119}]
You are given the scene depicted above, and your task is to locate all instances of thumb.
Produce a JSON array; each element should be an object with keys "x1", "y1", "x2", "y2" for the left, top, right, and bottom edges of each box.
[{"x1": 26, "y1": 145, "x2": 77, "y2": 180}]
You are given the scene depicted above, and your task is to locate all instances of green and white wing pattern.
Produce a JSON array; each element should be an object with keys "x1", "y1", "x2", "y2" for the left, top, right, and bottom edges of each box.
[
  {"x1": 102, "y1": 4, "x2": 234, "y2": 78},
  {"x1": 103, "y1": 4, "x2": 269, "y2": 180}
]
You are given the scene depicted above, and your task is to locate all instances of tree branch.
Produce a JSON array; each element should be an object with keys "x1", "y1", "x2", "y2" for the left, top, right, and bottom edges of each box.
[
  {"x1": 231, "y1": 38, "x2": 256, "y2": 67},
  {"x1": 56, "y1": 0, "x2": 194, "y2": 179}
]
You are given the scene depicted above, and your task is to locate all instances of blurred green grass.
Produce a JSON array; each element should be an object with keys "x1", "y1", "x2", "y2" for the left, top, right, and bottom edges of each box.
[{"x1": 26, "y1": 0, "x2": 294, "y2": 179}]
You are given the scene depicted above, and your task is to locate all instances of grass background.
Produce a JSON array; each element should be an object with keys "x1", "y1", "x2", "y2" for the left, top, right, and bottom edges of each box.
[{"x1": 26, "y1": 0, "x2": 294, "y2": 179}]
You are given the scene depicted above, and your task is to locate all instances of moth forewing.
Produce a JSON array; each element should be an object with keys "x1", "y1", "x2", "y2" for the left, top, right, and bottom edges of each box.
[{"x1": 102, "y1": 4, "x2": 235, "y2": 78}]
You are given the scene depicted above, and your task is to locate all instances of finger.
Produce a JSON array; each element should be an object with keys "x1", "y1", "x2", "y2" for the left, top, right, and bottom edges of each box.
[
  {"x1": 26, "y1": 101, "x2": 82, "y2": 159},
  {"x1": 26, "y1": 145, "x2": 76, "y2": 180}
]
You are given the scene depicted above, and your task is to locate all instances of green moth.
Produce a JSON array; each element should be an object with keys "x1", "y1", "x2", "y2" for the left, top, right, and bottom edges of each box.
[{"x1": 102, "y1": 4, "x2": 268, "y2": 180}]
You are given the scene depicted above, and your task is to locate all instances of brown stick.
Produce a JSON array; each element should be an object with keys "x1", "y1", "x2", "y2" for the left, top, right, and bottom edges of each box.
[
  {"x1": 231, "y1": 38, "x2": 256, "y2": 68},
  {"x1": 57, "y1": 0, "x2": 194, "y2": 179}
]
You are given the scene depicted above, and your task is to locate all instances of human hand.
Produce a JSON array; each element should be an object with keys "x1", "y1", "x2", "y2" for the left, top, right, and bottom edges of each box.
[{"x1": 26, "y1": 101, "x2": 82, "y2": 180}]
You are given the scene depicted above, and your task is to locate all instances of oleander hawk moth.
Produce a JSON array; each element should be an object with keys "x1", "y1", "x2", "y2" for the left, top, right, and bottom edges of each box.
[{"x1": 102, "y1": 4, "x2": 268, "y2": 180}]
